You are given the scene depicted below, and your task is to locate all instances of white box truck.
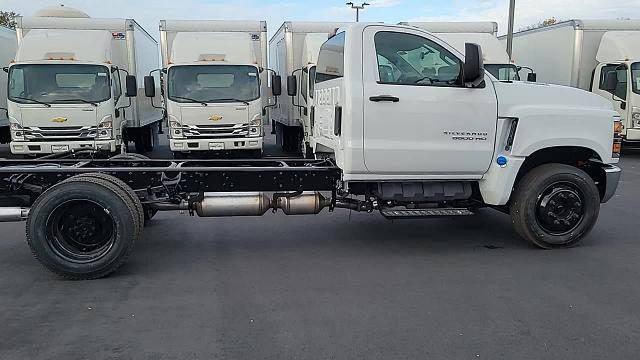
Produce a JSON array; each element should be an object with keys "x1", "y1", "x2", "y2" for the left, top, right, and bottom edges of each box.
[
  {"x1": 400, "y1": 22, "x2": 536, "y2": 81},
  {"x1": 0, "y1": 26, "x2": 17, "y2": 144},
  {"x1": 269, "y1": 21, "x2": 349, "y2": 157},
  {"x1": 149, "y1": 20, "x2": 269, "y2": 158},
  {"x1": 6, "y1": 6, "x2": 162, "y2": 155},
  {"x1": 507, "y1": 19, "x2": 640, "y2": 143},
  {"x1": 0, "y1": 23, "x2": 622, "y2": 280}
]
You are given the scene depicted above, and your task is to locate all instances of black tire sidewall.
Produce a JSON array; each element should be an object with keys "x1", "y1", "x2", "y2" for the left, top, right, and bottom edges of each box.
[
  {"x1": 27, "y1": 182, "x2": 136, "y2": 278},
  {"x1": 513, "y1": 164, "x2": 600, "y2": 249}
]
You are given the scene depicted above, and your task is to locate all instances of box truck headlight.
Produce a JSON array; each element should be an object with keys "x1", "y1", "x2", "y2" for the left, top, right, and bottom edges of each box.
[
  {"x1": 10, "y1": 122, "x2": 24, "y2": 141},
  {"x1": 249, "y1": 116, "x2": 262, "y2": 137},
  {"x1": 97, "y1": 115, "x2": 114, "y2": 139},
  {"x1": 632, "y1": 109, "x2": 640, "y2": 128}
]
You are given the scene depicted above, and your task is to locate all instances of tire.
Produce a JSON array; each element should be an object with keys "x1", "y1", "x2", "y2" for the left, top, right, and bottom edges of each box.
[
  {"x1": 74, "y1": 173, "x2": 146, "y2": 235},
  {"x1": 134, "y1": 124, "x2": 157, "y2": 153},
  {"x1": 510, "y1": 163, "x2": 600, "y2": 249},
  {"x1": 26, "y1": 176, "x2": 141, "y2": 279}
]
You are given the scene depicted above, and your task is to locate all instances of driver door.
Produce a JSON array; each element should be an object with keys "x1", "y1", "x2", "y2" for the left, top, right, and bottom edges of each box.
[{"x1": 362, "y1": 25, "x2": 498, "y2": 176}]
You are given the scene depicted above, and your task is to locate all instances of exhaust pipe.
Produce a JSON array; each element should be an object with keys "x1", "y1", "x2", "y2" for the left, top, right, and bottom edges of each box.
[
  {"x1": 0, "y1": 207, "x2": 30, "y2": 222},
  {"x1": 192, "y1": 191, "x2": 330, "y2": 217}
]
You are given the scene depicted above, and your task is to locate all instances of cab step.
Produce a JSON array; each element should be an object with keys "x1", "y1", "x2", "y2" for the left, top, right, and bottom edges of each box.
[{"x1": 380, "y1": 208, "x2": 475, "y2": 219}]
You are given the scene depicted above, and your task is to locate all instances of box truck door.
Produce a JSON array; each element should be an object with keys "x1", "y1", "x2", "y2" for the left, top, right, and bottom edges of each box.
[
  {"x1": 593, "y1": 63, "x2": 631, "y2": 131},
  {"x1": 362, "y1": 26, "x2": 498, "y2": 175}
]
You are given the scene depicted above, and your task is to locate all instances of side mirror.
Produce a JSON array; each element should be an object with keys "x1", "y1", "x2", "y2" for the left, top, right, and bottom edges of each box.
[
  {"x1": 271, "y1": 75, "x2": 282, "y2": 96},
  {"x1": 287, "y1": 75, "x2": 298, "y2": 97},
  {"x1": 125, "y1": 75, "x2": 137, "y2": 97},
  {"x1": 463, "y1": 43, "x2": 484, "y2": 87},
  {"x1": 527, "y1": 72, "x2": 537, "y2": 82},
  {"x1": 603, "y1": 71, "x2": 618, "y2": 92},
  {"x1": 2, "y1": 67, "x2": 8, "y2": 73},
  {"x1": 144, "y1": 76, "x2": 156, "y2": 98}
]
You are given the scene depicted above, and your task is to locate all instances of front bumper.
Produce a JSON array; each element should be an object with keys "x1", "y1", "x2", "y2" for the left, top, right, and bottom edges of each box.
[
  {"x1": 170, "y1": 137, "x2": 263, "y2": 152},
  {"x1": 601, "y1": 164, "x2": 622, "y2": 203},
  {"x1": 10, "y1": 140, "x2": 118, "y2": 155}
]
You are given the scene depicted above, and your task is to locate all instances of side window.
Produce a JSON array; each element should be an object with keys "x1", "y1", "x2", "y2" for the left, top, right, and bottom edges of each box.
[
  {"x1": 374, "y1": 31, "x2": 462, "y2": 86},
  {"x1": 600, "y1": 64, "x2": 627, "y2": 100},
  {"x1": 112, "y1": 69, "x2": 122, "y2": 103},
  {"x1": 301, "y1": 68, "x2": 308, "y2": 101},
  {"x1": 316, "y1": 32, "x2": 345, "y2": 83},
  {"x1": 9, "y1": 68, "x2": 25, "y2": 97}
]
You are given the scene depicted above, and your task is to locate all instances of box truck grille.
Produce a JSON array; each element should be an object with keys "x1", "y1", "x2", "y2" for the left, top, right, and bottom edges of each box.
[
  {"x1": 182, "y1": 124, "x2": 250, "y2": 138},
  {"x1": 23, "y1": 126, "x2": 98, "y2": 141}
]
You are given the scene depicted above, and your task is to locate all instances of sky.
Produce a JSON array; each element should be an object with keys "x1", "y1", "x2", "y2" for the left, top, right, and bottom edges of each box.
[{"x1": 1, "y1": 0, "x2": 640, "y2": 39}]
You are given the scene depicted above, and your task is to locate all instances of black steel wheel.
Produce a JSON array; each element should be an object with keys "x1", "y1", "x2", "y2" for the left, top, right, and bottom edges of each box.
[
  {"x1": 26, "y1": 176, "x2": 140, "y2": 279},
  {"x1": 510, "y1": 163, "x2": 600, "y2": 249}
]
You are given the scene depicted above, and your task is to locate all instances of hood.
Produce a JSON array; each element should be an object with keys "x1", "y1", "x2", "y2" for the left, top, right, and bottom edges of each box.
[
  {"x1": 179, "y1": 104, "x2": 249, "y2": 126},
  {"x1": 493, "y1": 81, "x2": 614, "y2": 117},
  {"x1": 18, "y1": 105, "x2": 98, "y2": 128}
]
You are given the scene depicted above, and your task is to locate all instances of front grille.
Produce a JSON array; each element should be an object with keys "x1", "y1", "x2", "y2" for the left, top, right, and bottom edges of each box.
[
  {"x1": 182, "y1": 123, "x2": 250, "y2": 138},
  {"x1": 23, "y1": 126, "x2": 98, "y2": 141}
]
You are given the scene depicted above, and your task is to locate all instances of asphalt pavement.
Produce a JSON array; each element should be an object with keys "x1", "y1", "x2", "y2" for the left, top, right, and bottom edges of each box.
[{"x1": 1, "y1": 133, "x2": 640, "y2": 359}]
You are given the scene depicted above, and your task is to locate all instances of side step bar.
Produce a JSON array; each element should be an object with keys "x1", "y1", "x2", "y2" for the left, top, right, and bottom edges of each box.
[{"x1": 381, "y1": 208, "x2": 475, "y2": 219}]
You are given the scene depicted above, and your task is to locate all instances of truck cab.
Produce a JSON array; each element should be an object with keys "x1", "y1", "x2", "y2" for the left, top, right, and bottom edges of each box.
[
  {"x1": 154, "y1": 21, "x2": 268, "y2": 158},
  {"x1": 7, "y1": 29, "x2": 135, "y2": 154}
]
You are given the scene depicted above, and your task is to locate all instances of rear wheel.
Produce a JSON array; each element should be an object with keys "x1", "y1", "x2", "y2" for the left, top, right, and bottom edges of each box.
[
  {"x1": 134, "y1": 123, "x2": 158, "y2": 153},
  {"x1": 26, "y1": 176, "x2": 141, "y2": 279},
  {"x1": 510, "y1": 163, "x2": 600, "y2": 249}
]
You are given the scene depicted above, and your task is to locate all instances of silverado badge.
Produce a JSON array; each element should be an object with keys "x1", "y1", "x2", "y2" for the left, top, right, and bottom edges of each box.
[
  {"x1": 208, "y1": 115, "x2": 223, "y2": 121},
  {"x1": 51, "y1": 117, "x2": 68, "y2": 123}
]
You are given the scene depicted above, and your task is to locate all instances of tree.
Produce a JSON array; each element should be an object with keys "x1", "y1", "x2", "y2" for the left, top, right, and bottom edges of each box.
[
  {"x1": 0, "y1": 11, "x2": 19, "y2": 29},
  {"x1": 520, "y1": 17, "x2": 560, "y2": 31}
]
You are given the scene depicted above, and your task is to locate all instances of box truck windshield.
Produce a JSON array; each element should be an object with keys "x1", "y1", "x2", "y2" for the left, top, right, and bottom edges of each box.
[
  {"x1": 167, "y1": 65, "x2": 259, "y2": 104},
  {"x1": 9, "y1": 64, "x2": 112, "y2": 105}
]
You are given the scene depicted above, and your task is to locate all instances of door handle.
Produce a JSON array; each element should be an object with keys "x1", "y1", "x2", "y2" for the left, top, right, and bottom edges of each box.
[{"x1": 369, "y1": 95, "x2": 399, "y2": 102}]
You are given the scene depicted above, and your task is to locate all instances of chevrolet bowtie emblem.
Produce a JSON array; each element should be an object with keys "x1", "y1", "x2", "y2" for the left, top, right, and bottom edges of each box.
[
  {"x1": 209, "y1": 115, "x2": 223, "y2": 121},
  {"x1": 51, "y1": 117, "x2": 68, "y2": 123}
]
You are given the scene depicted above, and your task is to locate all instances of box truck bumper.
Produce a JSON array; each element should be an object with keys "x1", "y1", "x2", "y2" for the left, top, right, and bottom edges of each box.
[
  {"x1": 170, "y1": 137, "x2": 263, "y2": 152},
  {"x1": 625, "y1": 128, "x2": 640, "y2": 141},
  {"x1": 10, "y1": 140, "x2": 118, "y2": 155}
]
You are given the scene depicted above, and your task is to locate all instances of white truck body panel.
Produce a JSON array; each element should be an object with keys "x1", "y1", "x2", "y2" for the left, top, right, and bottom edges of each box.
[
  {"x1": 313, "y1": 23, "x2": 618, "y2": 205},
  {"x1": 8, "y1": 16, "x2": 162, "y2": 155},
  {"x1": 269, "y1": 22, "x2": 349, "y2": 128},
  {"x1": 0, "y1": 27, "x2": 17, "y2": 130},
  {"x1": 508, "y1": 19, "x2": 640, "y2": 141},
  {"x1": 160, "y1": 20, "x2": 267, "y2": 153}
]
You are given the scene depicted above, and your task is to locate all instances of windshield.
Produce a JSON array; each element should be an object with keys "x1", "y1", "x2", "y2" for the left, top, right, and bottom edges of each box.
[
  {"x1": 485, "y1": 64, "x2": 520, "y2": 81},
  {"x1": 632, "y1": 63, "x2": 640, "y2": 95},
  {"x1": 168, "y1": 65, "x2": 260, "y2": 103},
  {"x1": 8, "y1": 64, "x2": 111, "y2": 104}
]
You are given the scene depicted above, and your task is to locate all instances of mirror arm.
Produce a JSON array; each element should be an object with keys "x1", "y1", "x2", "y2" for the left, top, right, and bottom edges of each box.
[{"x1": 114, "y1": 68, "x2": 134, "y2": 111}]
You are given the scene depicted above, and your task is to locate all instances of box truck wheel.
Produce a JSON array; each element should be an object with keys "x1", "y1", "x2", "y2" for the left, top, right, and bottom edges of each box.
[
  {"x1": 107, "y1": 154, "x2": 157, "y2": 224},
  {"x1": 510, "y1": 163, "x2": 600, "y2": 249},
  {"x1": 26, "y1": 175, "x2": 141, "y2": 279},
  {"x1": 134, "y1": 123, "x2": 158, "y2": 153}
]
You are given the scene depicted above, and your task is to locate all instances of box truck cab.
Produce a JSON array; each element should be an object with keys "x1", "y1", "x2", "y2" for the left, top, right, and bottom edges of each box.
[
  {"x1": 150, "y1": 20, "x2": 268, "y2": 158},
  {"x1": 6, "y1": 6, "x2": 162, "y2": 155},
  {"x1": 508, "y1": 20, "x2": 640, "y2": 143},
  {"x1": 0, "y1": 26, "x2": 17, "y2": 144},
  {"x1": 400, "y1": 22, "x2": 535, "y2": 82},
  {"x1": 269, "y1": 22, "x2": 349, "y2": 157}
]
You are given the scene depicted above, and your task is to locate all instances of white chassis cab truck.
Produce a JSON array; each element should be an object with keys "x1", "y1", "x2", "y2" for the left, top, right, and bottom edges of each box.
[
  {"x1": 7, "y1": 7, "x2": 162, "y2": 156},
  {"x1": 400, "y1": 21, "x2": 536, "y2": 82},
  {"x1": 0, "y1": 26, "x2": 17, "y2": 144},
  {"x1": 506, "y1": 19, "x2": 640, "y2": 144},
  {"x1": 150, "y1": 20, "x2": 269, "y2": 158},
  {"x1": 0, "y1": 23, "x2": 622, "y2": 280},
  {"x1": 269, "y1": 21, "x2": 349, "y2": 157}
]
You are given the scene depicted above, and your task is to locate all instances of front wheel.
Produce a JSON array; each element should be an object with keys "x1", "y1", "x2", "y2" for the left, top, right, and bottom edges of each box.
[{"x1": 510, "y1": 163, "x2": 601, "y2": 249}]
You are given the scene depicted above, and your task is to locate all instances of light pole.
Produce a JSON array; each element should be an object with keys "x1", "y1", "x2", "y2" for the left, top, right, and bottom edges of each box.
[
  {"x1": 506, "y1": 0, "x2": 516, "y2": 61},
  {"x1": 346, "y1": 2, "x2": 369, "y2": 22}
]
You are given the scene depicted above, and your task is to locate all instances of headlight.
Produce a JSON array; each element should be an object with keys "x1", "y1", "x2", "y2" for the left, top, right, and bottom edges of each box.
[
  {"x1": 169, "y1": 120, "x2": 181, "y2": 128},
  {"x1": 98, "y1": 115, "x2": 113, "y2": 129},
  {"x1": 250, "y1": 117, "x2": 262, "y2": 126},
  {"x1": 10, "y1": 123, "x2": 22, "y2": 130}
]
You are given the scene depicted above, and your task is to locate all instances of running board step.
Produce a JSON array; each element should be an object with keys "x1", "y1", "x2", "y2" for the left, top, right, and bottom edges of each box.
[{"x1": 381, "y1": 208, "x2": 475, "y2": 218}]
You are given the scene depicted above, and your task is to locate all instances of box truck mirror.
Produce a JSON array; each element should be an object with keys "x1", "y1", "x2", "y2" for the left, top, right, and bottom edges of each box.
[
  {"x1": 463, "y1": 43, "x2": 484, "y2": 87},
  {"x1": 144, "y1": 76, "x2": 156, "y2": 98},
  {"x1": 603, "y1": 71, "x2": 618, "y2": 92},
  {"x1": 287, "y1": 75, "x2": 298, "y2": 97},
  {"x1": 527, "y1": 73, "x2": 537, "y2": 82},
  {"x1": 272, "y1": 75, "x2": 282, "y2": 96},
  {"x1": 2, "y1": 67, "x2": 8, "y2": 74},
  {"x1": 125, "y1": 75, "x2": 138, "y2": 97}
]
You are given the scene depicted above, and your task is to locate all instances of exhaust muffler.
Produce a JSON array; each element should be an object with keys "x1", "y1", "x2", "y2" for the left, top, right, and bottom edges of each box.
[{"x1": 192, "y1": 192, "x2": 329, "y2": 217}]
